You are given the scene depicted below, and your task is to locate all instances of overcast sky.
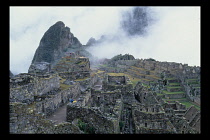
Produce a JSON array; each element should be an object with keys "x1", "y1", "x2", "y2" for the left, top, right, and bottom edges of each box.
[{"x1": 10, "y1": 6, "x2": 200, "y2": 75}]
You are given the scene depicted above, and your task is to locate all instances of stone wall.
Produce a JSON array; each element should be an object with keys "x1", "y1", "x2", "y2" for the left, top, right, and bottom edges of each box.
[
  {"x1": 10, "y1": 102, "x2": 83, "y2": 134},
  {"x1": 10, "y1": 102, "x2": 54, "y2": 133},
  {"x1": 164, "y1": 93, "x2": 185, "y2": 99},
  {"x1": 115, "y1": 60, "x2": 139, "y2": 66},
  {"x1": 37, "y1": 83, "x2": 81, "y2": 117},
  {"x1": 108, "y1": 76, "x2": 126, "y2": 84},
  {"x1": 134, "y1": 82, "x2": 158, "y2": 105},
  {"x1": 52, "y1": 56, "x2": 90, "y2": 73},
  {"x1": 10, "y1": 73, "x2": 60, "y2": 104},
  {"x1": 28, "y1": 62, "x2": 51, "y2": 74},
  {"x1": 66, "y1": 104, "x2": 119, "y2": 133},
  {"x1": 58, "y1": 71, "x2": 90, "y2": 80},
  {"x1": 10, "y1": 81, "x2": 82, "y2": 134},
  {"x1": 36, "y1": 74, "x2": 60, "y2": 96},
  {"x1": 133, "y1": 110, "x2": 176, "y2": 133}
]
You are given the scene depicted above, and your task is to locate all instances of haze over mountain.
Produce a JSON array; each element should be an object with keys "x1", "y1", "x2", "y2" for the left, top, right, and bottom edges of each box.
[{"x1": 10, "y1": 7, "x2": 200, "y2": 75}]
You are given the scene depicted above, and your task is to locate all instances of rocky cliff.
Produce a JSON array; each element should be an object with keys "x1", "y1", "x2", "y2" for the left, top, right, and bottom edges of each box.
[{"x1": 29, "y1": 21, "x2": 92, "y2": 73}]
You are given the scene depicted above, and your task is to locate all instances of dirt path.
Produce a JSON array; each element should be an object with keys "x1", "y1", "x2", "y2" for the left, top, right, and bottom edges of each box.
[{"x1": 47, "y1": 103, "x2": 68, "y2": 124}]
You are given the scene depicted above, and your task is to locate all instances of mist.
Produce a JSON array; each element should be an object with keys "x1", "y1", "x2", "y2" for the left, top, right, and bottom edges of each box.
[
  {"x1": 87, "y1": 7, "x2": 200, "y2": 66},
  {"x1": 10, "y1": 6, "x2": 200, "y2": 75}
]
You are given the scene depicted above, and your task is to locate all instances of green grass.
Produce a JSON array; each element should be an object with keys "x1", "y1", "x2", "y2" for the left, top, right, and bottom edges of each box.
[
  {"x1": 59, "y1": 77, "x2": 66, "y2": 83},
  {"x1": 162, "y1": 90, "x2": 184, "y2": 94},
  {"x1": 166, "y1": 78, "x2": 176, "y2": 80},
  {"x1": 164, "y1": 98, "x2": 187, "y2": 102},
  {"x1": 156, "y1": 93, "x2": 164, "y2": 96},
  {"x1": 168, "y1": 83, "x2": 180, "y2": 86},
  {"x1": 106, "y1": 73, "x2": 140, "y2": 87},
  {"x1": 98, "y1": 64, "x2": 108, "y2": 67},
  {"x1": 74, "y1": 77, "x2": 89, "y2": 81},
  {"x1": 146, "y1": 75, "x2": 161, "y2": 80},
  {"x1": 142, "y1": 83, "x2": 150, "y2": 88},
  {"x1": 186, "y1": 79, "x2": 199, "y2": 84},
  {"x1": 127, "y1": 69, "x2": 145, "y2": 76},
  {"x1": 96, "y1": 70, "x2": 105, "y2": 74},
  {"x1": 179, "y1": 101, "x2": 200, "y2": 110},
  {"x1": 107, "y1": 72, "x2": 142, "y2": 87},
  {"x1": 125, "y1": 74, "x2": 141, "y2": 87},
  {"x1": 165, "y1": 86, "x2": 182, "y2": 89},
  {"x1": 60, "y1": 84, "x2": 72, "y2": 90},
  {"x1": 186, "y1": 79, "x2": 197, "y2": 82},
  {"x1": 131, "y1": 66, "x2": 146, "y2": 71},
  {"x1": 107, "y1": 73, "x2": 125, "y2": 76},
  {"x1": 141, "y1": 78, "x2": 151, "y2": 82},
  {"x1": 121, "y1": 73, "x2": 141, "y2": 87}
]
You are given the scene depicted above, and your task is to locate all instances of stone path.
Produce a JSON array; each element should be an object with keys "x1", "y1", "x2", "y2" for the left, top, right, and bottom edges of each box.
[
  {"x1": 93, "y1": 80, "x2": 103, "y2": 90},
  {"x1": 47, "y1": 103, "x2": 68, "y2": 124}
]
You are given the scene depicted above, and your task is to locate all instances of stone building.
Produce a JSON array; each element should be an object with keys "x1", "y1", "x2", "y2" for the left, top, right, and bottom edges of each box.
[
  {"x1": 28, "y1": 62, "x2": 51, "y2": 74},
  {"x1": 183, "y1": 106, "x2": 200, "y2": 133}
]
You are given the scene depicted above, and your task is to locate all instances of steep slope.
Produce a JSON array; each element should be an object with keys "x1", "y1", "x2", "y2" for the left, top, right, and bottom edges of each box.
[
  {"x1": 31, "y1": 21, "x2": 82, "y2": 65},
  {"x1": 29, "y1": 21, "x2": 93, "y2": 73}
]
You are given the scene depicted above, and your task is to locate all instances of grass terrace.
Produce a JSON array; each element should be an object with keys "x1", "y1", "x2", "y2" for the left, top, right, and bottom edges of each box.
[
  {"x1": 168, "y1": 83, "x2": 180, "y2": 86},
  {"x1": 96, "y1": 70, "x2": 105, "y2": 74},
  {"x1": 166, "y1": 77, "x2": 176, "y2": 80},
  {"x1": 74, "y1": 77, "x2": 90, "y2": 81},
  {"x1": 162, "y1": 90, "x2": 184, "y2": 94},
  {"x1": 131, "y1": 66, "x2": 146, "y2": 71},
  {"x1": 165, "y1": 86, "x2": 182, "y2": 89},
  {"x1": 124, "y1": 73, "x2": 141, "y2": 87},
  {"x1": 107, "y1": 73, "x2": 125, "y2": 76},
  {"x1": 179, "y1": 101, "x2": 200, "y2": 110},
  {"x1": 60, "y1": 83, "x2": 73, "y2": 90},
  {"x1": 186, "y1": 79, "x2": 199, "y2": 84},
  {"x1": 107, "y1": 73, "x2": 141, "y2": 87}
]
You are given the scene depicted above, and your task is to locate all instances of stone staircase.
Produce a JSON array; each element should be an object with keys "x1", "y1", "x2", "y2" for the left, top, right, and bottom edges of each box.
[
  {"x1": 189, "y1": 111, "x2": 200, "y2": 127},
  {"x1": 162, "y1": 77, "x2": 185, "y2": 99}
]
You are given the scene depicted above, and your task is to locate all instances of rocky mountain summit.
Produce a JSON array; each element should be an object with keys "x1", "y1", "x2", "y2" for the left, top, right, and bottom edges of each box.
[{"x1": 29, "y1": 21, "x2": 91, "y2": 73}]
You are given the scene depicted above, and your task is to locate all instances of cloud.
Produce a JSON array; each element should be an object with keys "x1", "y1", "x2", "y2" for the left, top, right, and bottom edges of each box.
[
  {"x1": 147, "y1": 7, "x2": 200, "y2": 66},
  {"x1": 10, "y1": 6, "x2": 127, "y2": 74},
  {"x1": 88, "y1": 6, "x2": 200, "y2": 67},
  {"x1": 10, "y1": 6, "x2": 200, "y2": 75}
]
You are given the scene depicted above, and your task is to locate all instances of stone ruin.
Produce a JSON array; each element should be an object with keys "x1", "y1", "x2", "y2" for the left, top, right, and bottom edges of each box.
[
  {"x1": 52, "y1": 55, "x2": 91, "y2": 80},
  {"x1": 10, "y1": 55, "x2": 200, "y2": 134},
  {"x1": 28, "y1": 62, "x2": 51, "y2": 74}
]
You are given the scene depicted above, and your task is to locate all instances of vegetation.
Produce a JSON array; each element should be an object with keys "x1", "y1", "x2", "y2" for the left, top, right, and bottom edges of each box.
[
  {"x1": 162, "y1": 90, "x2": 184, "y2": 94},
  {"x1": 77, "y1": 119, "x2": 96, "y2": 134},
  {"x1": 107, "y1": 73, "x2": 125, "y2": 76},
  {"x1": 179, "y1": 101, "x2": 200, "y2": 110},
  {"x1": 74, "y1": 77, "x2": 89, "y2": 81},
  {"x1": 165, "y1": 86, "x2": 182, "y2": 89},
  {"x1": 146, "y1": 58, "x2": 156, "y2": 61},
  {"x1": 60, "y1": 84, "x2": 72, "y2": 90},
  {"x1": 119, "y1": 121, "x2": 124, "y2": 131},
  {"x1": 168, "y1": 83, "x2": 180, "y2": 86},
  {"x1": 111, "y1": 54, "x2": 135, "y2": 61}
]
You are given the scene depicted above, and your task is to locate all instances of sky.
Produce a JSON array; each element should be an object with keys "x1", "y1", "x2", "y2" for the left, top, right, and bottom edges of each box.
[{"x1": 10, "y1": 6, "x2": 200, "y2": 75}]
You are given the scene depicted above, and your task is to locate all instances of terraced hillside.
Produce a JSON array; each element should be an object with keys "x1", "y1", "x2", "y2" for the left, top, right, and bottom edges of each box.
[{"x1": 98, "y1": 60, "x2": 200, "y2": 111}]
